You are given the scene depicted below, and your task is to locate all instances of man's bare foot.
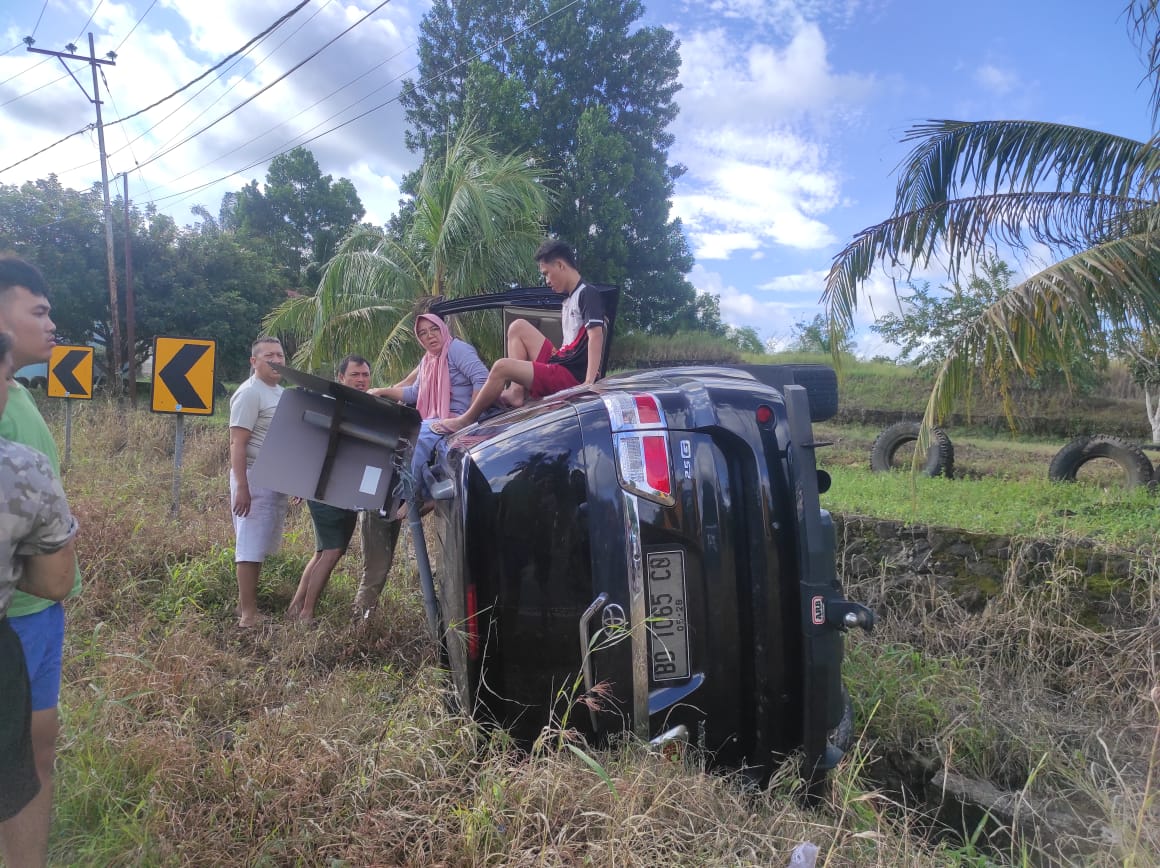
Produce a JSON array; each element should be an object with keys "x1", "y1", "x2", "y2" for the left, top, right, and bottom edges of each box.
[
  {"x1": 431, "y1": 416, "x2": 470, "y2": 435},
  {"x1": 499, "y1": 383, "x2": 526, "y2": 409},
  {"x1": 238, "y1": 611, "x2": 268, "y2": 628},
  {"x1": 286, "y1": 601, "x2": 303, "y2": 620}
]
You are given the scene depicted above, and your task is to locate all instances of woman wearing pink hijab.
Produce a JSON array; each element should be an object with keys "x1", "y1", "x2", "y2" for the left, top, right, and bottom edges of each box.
[{"x1": 369, "y1": 313, "x2": 489, "y2": 510}]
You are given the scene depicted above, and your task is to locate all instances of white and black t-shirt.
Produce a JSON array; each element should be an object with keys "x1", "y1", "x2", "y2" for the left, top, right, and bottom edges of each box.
[{"x1": 549, "y1": 281, "x2": 605, "y2": 382}]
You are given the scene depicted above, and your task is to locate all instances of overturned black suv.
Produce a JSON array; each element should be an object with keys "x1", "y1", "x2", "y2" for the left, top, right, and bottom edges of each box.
[
  {"x1": 262, "y1": 285, "x2": 871, "y2": 792},
  {"x1": 421, "y1": 286, "x2": 873, "y2": 791}
]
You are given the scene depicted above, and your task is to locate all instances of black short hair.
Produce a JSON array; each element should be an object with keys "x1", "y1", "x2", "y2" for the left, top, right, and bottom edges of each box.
[
  {"x1": 0, "y1": 331, "x2": 11, "y2": 361},
  {"x1": 0, "y1": 255, "x2": 49, "y2": 299},
  {"x1": 337, "y1": 354, "x2": 370, "y2": 376},
  {"x1": 534, "y1": 239, "x2": 577, "y2": 270}
]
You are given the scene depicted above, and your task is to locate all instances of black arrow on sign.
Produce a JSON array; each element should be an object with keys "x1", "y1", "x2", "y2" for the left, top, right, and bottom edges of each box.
[
  {"x1": 53, "y1": 349, "x2": 89, "y2": 395},
  {"x1": 159, "y1": 344, "x2": 209, "y2": 409}
]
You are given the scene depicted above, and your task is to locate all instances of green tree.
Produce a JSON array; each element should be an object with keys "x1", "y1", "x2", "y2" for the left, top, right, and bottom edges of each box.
[
  {"x1": 227, "y1": 147, "x2": 365, "y2": 287},
  {"x1": 399, "y1": 0, "x2": 698, "y2": 332},
  {"x1": 824, "y1": 1, "x2": 1160, "y2": 434},
  {"x1": 0, "y1": 177, "x2": 285, "y2": 380},
  {"x1": 725, "y1": 325, "x2": 764, "y2": 354},
  {"x1": 789, "y1": 314, "x2": 855, "y2": 356},
  {"x1": 0, "y1": 176, "x2": 108, "y2": 349},
  {"x1": 264, "y1": 126, "x2": 551, "y2": 378}
]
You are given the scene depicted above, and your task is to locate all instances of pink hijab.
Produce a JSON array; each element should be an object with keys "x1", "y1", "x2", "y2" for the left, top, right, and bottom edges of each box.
[{"x1": 415, "y1": 313, "x2": 452, "y2": 420}]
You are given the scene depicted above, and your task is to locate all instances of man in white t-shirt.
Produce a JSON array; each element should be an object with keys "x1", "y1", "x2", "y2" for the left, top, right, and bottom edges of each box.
[{"x1": 228, "y1": 336, "x2": 288, "y2": 628}]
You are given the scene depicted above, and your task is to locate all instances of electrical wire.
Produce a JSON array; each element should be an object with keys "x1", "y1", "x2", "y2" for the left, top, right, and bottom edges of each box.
[
  {"x1": 73, "y1": 0, "x2": 106, "y2": 42},
  {"x1": 139, "y1": 0, "x2": 334, "y2": 164},
  {"x1": 143, "y1": 0, "x2": 583, "y2": 209},
  {"x1": 113, "y1": 0, "x2": 159, "y2": 54},
  {"x1": 157, "y1": 44, "x2": 410, "y2": 190},
  {"x1": 100, "y1": 66, "x2": 157, "y2": 201},
  {"x1": 108, "y1": 0, "x2": 311, "y2": 129},
  {"x1": 131, "y1": 0, "x2": 393, "y2": 175},
  {"x1": 0, "y1": 55, "x2": 50, "y2": 89},
  {"x1": 0, "y1": 125, "x2": 93, "y2": 175},
  {"x1": 30, "y1": 1, "x2": 49, "y2": 38},
  {"x1": 1, "y1": 0, "x2": 313, "y2": 178},
  {"x1": 0, "y1": 70, "x2": 70, "y2": 109}
]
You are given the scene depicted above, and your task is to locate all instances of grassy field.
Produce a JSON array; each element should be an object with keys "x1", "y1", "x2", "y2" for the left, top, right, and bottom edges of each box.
[{"x1": 28, "y1": 370, "x2": 1160, "y2": 865}]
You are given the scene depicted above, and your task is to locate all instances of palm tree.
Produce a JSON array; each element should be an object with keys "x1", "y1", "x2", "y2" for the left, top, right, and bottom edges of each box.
[
  {"x1": 265, "y1": 124, "x2": 553, "y2": 378},
  {"x1": 823, "y1": 1, "x2": 1160, "y2": 436}
]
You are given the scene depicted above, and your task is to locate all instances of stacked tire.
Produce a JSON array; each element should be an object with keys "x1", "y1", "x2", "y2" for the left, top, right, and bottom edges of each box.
[
  {"x1": 870, "y1": 422, "x2": 954, "y2": 478},
  {"x1": 1048, "y1": 435, "x2": 1154, "y2": 489}
]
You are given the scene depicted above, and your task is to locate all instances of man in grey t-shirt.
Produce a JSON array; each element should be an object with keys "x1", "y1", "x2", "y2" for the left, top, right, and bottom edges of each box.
[
  {"x1": 0, "y1": 332, "x2": 78, "y2": 841},
  {"x1": 228, "y1": 336, "x2": 288, "y2": 628}
]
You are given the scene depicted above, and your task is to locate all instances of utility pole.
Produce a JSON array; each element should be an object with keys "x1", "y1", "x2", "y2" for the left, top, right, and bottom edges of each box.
[
  {"x1": 123, "y1": 173, "x2": 137, "y2": 405},
  {"x1": 27, "y1": 35, "x2": 122, "y2": 392}
]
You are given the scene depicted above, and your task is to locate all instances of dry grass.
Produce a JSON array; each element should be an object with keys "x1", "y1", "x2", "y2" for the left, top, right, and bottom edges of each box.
[{"x1": 33, "y1": 399, "x2": 1160, "y2": 866}]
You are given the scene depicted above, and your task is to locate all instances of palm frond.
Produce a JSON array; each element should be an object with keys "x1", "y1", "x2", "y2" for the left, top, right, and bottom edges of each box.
[
  {"x1": 822, "y1": 189, "x2": 1156, "y2": 335},
  {"x1": 918, "y1": 231, "x2": 1160, "y2": 434},
  {"x1": 897, "y1": 120, "x2": 1152, "y2": 213},
  {"x1": 1127, "y1": 0, "x2": 1160, "y2": 123}
]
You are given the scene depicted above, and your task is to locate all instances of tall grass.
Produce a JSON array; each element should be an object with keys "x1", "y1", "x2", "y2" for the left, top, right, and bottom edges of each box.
[{"x1": 31, "y1": 398, "x2": 1160, "y2": 866}]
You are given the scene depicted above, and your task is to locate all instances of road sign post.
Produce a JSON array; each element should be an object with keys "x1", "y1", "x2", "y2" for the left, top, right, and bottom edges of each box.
[
  {"x1": 151, "y1": 337, "x2": 217, "y2": 515},
  {"x1": 48, "y1": 344, "x2": 95, "y2": 467}
]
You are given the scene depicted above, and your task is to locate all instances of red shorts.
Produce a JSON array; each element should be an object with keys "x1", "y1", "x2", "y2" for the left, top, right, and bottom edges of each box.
[{"x1": 530, "y1": 339, "x2": 580, "y2": 399}]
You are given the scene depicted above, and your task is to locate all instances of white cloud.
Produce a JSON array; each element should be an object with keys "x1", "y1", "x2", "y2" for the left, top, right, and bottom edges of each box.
[
  {"x1": 975, "y1": 63, "x2": 1018, "y2": 96},
  {"x1": 670, "y1": 21, "x2": 873, "y2": 261},
  {"x1": 0, "y1": 0, "x2": 424, "y2": 226}
]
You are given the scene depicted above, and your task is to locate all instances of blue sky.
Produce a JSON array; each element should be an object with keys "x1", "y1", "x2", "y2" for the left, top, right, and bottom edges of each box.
[{"x1": 0, "y1": 0, "x2": 1153, "y2": 355}]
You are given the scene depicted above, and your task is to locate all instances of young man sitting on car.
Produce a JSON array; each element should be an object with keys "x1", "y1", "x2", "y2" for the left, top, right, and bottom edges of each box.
[{"x1": 432, "y1": 240, "x2": 605, "y2": 435}]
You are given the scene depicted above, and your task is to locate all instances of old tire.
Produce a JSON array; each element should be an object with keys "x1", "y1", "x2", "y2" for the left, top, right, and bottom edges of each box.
[
  {"x1": 1048, "y1": 435, "x2": 1154, "y2": 489},
  {"x1": 870, "y1": 421, "x2": 954, "y2": 478}
]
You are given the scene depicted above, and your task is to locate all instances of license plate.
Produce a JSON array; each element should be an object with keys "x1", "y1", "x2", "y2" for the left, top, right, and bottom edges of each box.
[{"x1": 646, "y1": 550, "x2": 689, "y2": 682}]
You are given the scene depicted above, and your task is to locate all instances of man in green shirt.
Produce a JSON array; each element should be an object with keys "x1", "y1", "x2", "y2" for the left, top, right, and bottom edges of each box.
[{"x1": 0, "y1": 256, "x2": 80, "y2": 866}]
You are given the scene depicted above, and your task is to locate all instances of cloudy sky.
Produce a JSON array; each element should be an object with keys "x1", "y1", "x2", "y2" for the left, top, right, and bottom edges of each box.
[{"x1": 0, "y1": 0, "x2": 1152, "y2": 354}]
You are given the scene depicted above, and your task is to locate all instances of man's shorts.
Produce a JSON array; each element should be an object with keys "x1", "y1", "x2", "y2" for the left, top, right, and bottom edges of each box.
[
  {"x1": 9, "y1": 602, "x2": 64, "y2": 712},
  {"x1": 530, "y1": 339, "x2": 581, "y2": 399},
  {"x1": 231, "y1": 470, "x2": 289, "y2": 563},
  {"x1": 307, "y1": 501, "x2": 358, "y2": 552},
  {"x1": 0, "y1": 618, "x2": 40, "y2": 821}
]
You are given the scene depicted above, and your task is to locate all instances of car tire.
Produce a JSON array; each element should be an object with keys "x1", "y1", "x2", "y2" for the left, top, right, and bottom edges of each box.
[
  {"x1": 1048, "y1": 434, "x2": 1154, "y2": 488},
  {"x1": 724, "y1": 364, "x2": 839, "y2": 422},
  {"x1": 870, "y1": 421, "x2": 954, "y2": 478}
]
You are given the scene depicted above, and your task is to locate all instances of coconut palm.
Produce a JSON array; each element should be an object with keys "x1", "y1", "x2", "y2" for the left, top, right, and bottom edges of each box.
[
  {"x1": 265, "y1": 124, "x2": 553, "y2": 379},
  {"x1": 823, "y1": 1, "x2": 1160, "y2": 435}
]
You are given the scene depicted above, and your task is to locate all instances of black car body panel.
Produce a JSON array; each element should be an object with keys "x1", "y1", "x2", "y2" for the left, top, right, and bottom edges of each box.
[{"x1": 421, "y1": 292, "x2": 872, "y2": 782}]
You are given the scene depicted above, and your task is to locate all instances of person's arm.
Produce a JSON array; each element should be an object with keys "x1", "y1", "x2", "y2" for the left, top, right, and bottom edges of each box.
[
  {"x1": 583, "y1": 324, "x2": 605, "y2": 385},
  {"x1": 229, "y1": 426, "x2": 253, "y2": 516},
  {"x1": 369, "y1": 366, "x2": 419, "y2": 403},
  {"x1": 18, "y1": 539, "x2": 77, "y2": 601},
  {"x1": 13, "y1": 453, "x2": 79, "y2": 601}
]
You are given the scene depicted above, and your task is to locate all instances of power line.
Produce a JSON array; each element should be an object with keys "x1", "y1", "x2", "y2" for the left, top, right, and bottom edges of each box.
[
  {"x1": 73, "y1": 0, "x2": 106, "y2": 43},
  {"x1": 0, "y1": 125, "x2": 93, "y2": 175},
  {"x1": 0, "y1": 55, "x2": 50, "y2": 89},
  {"x1": 157, "y1": 45, "x2": 410, "y2": 191},
  {"x1": 0, "y1": 0, "x2": 313, "y2": 178},
  {"x1": 142, "y1": 0, "x2": 583, "y2": 210},
  {"x1": 107, "y1": 0, "x2": 312, "y2": 129},
  {"x1": 29, "y1": 1, "x2": 49, "y2": 37},
  {"x1": 138, "y1": 0, "x2": 334, "y2": 166},
  {"x1": 100, "y1": 66, "x2": 157, "y2": 202},
  {"x1": 131, "y1": 0, "x2": 393, "y2": 175},
  {"x1": 0, "y1": 71, "x2": 70, "y2": 109},
  {"x1": 113, "y1": 0, "x2": 159, "y2": 55}
]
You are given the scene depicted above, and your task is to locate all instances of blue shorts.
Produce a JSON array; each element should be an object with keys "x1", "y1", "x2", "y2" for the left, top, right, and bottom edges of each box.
[{"x1": 9, "y1": 602, "x2": 65, "y2": 712}]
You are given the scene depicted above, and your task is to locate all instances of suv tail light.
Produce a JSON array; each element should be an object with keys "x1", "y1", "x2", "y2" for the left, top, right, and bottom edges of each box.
[{"x1": 603, "y1": 393, "x2": 674, "y2": 506}]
